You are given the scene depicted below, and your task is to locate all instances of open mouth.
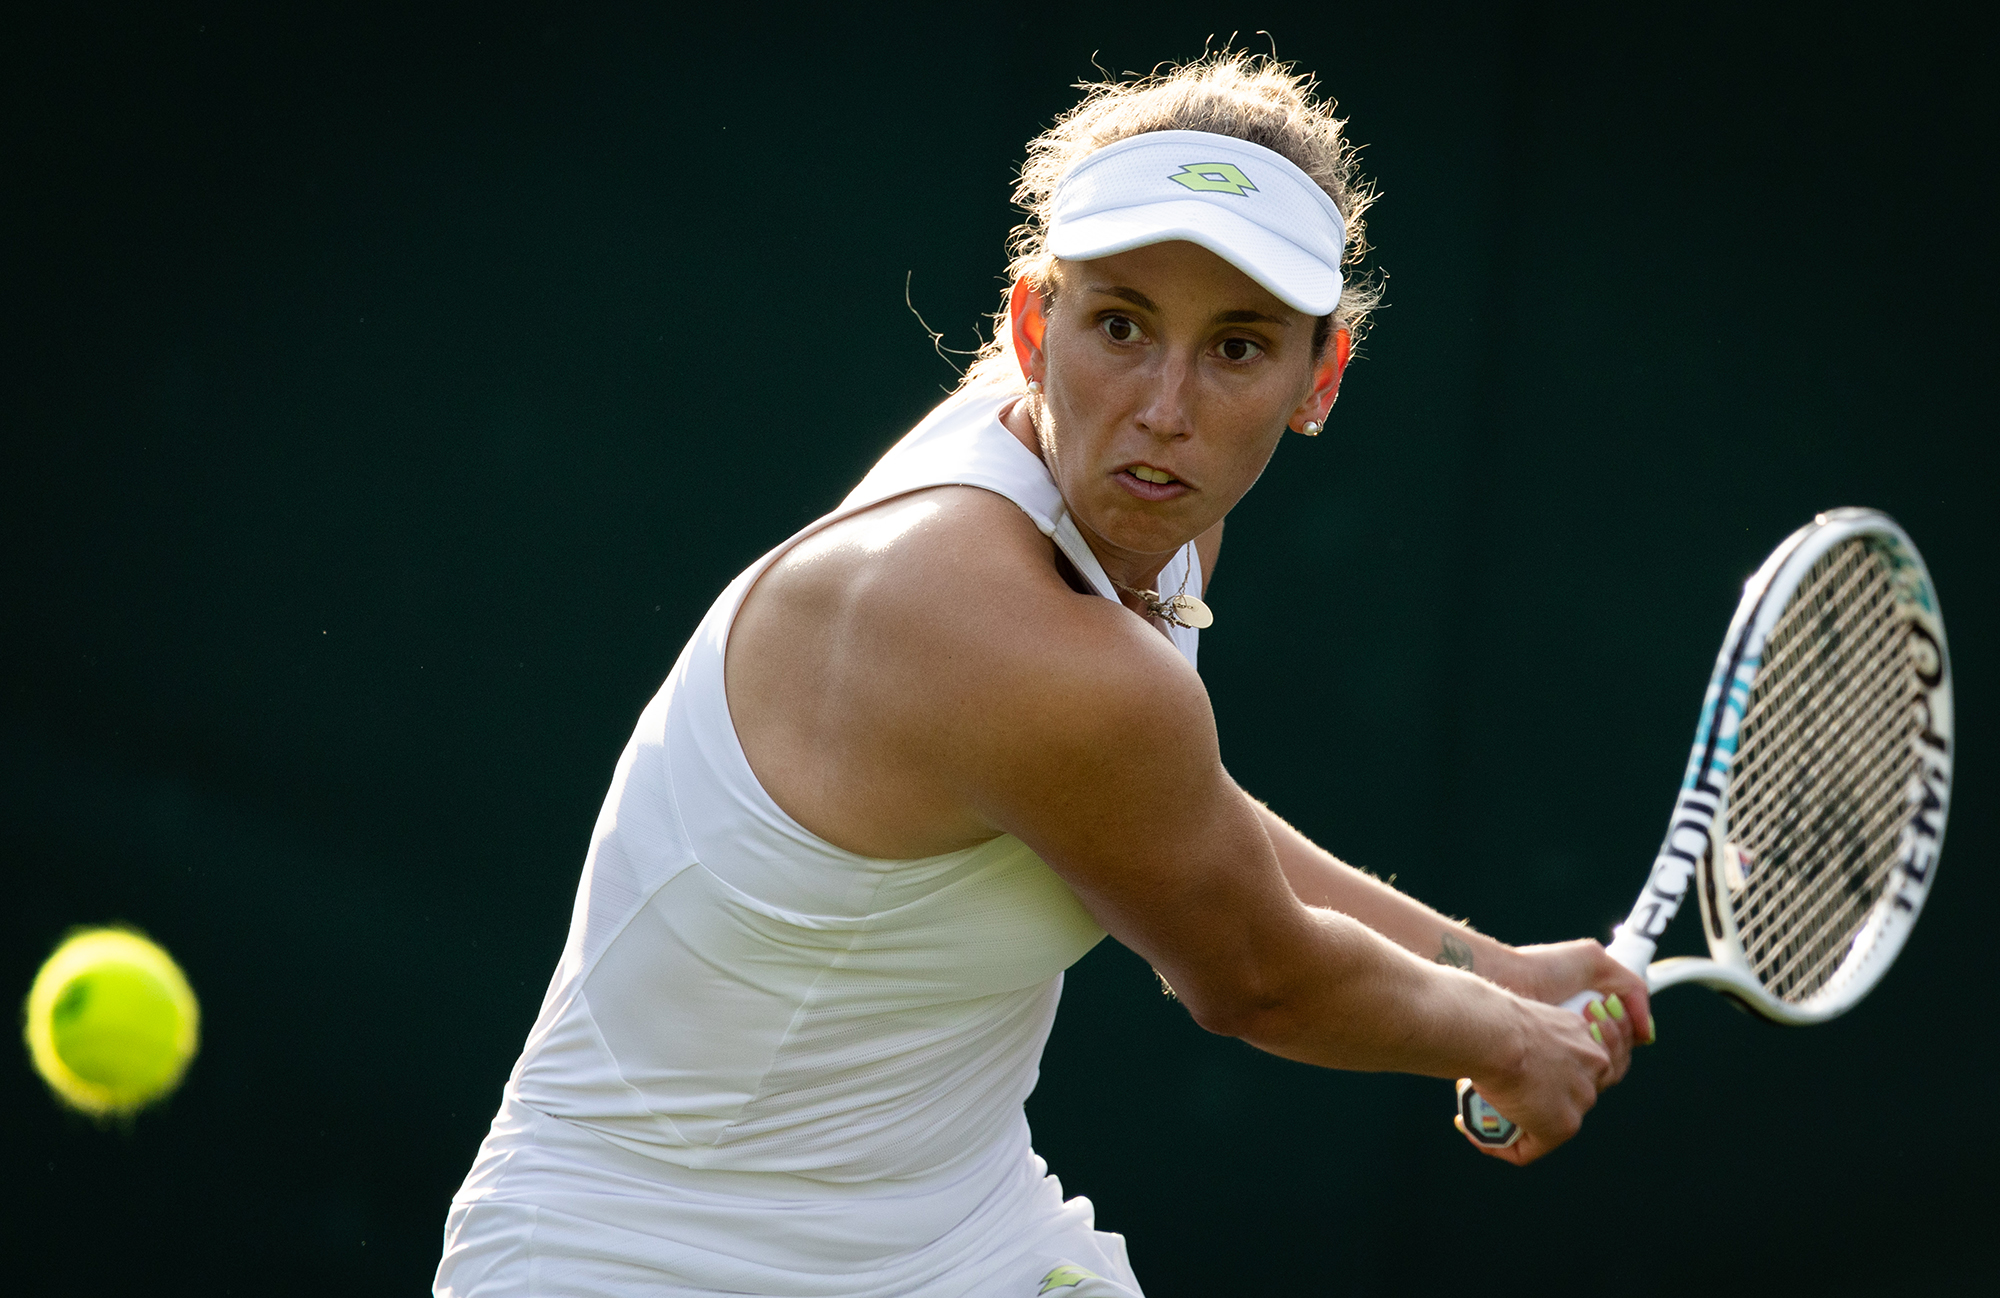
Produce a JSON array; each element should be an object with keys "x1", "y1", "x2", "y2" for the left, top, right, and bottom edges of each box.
[{"x1": 1117, "y1": 463, "x2": 1189, "y2": 501}]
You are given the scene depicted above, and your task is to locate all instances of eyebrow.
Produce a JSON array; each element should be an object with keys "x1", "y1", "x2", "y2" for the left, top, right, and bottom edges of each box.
[
  {"x1": 1083, "y1": 284, "x2": 1160, "y2": 311},
  {"x1": 1082, "y1": 283, "x2": 1290, "y2": 327}
]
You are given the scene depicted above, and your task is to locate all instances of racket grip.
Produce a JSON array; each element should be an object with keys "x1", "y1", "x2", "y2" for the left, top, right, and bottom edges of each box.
[{"x1": 1455, "y1": 991, "x2": 1602, "y2": 1149}]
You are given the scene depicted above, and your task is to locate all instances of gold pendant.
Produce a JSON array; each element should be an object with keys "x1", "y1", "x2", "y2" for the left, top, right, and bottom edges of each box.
[
  {"x1": 1119, "y1": 582, "x2": 1215, "y2": 631},
  {"x1": 1168, "y1": 593, "x2": 1214, "y2": 629}
]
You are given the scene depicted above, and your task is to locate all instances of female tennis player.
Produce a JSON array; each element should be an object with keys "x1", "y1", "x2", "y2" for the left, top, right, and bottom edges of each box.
[{"x1": 435, "y1": 52, "x2": 1650, "y2": 1298}]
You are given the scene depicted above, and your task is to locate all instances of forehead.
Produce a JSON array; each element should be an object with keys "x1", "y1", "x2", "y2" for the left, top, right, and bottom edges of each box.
[{"x1": 1055, "y1": 241, "x2": 1302, "y2": 325}]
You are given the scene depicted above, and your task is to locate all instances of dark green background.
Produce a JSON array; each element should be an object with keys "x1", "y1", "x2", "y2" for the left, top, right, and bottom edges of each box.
[{"x1": 5, "y1": 3, "x2": 1993, "y2": 1293}]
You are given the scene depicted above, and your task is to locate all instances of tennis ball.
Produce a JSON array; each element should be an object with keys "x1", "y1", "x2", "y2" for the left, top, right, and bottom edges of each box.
[{"x1": 23, "y1": 927, "x2": 200, "y2": 1117}]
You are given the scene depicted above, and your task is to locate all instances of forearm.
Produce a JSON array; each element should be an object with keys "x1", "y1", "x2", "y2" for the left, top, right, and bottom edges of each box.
[
  {"x1": 1251, "y1": 799, "x2": 1528, "y2": 990},
  {"x1": 1220, "y1": 900, "x2": 1528, "y2": 1082}
]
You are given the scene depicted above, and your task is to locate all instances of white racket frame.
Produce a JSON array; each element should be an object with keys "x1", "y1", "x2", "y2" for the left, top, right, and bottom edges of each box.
[
  {"x1": 1602, "y1": 507, "x2": 1954, "y2": 1024},
  {"x1": 1460, "y1": 508, "x2": 1953, "y2": 1147}
]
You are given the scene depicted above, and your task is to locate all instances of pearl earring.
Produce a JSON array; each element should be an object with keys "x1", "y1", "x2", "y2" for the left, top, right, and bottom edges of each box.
[
  {"x1": 1026, "y1": 380, "x2": 1043, "y2": 395},
  {"x1": 1300, "y1": 420, "x2": 1322, "y2": 436}
]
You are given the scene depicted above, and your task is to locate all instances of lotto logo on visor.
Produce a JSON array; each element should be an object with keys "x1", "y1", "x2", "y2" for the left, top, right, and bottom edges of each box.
[
  {"x1": 1168, "y1": 162, "x2": 1258, "y2": 196},
  {"x1": 1046, "y1": 129, "x2": 1348, "y2": 315}
]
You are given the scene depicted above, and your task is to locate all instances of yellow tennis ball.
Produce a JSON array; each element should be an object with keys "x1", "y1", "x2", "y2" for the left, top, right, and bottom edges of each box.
[{"x1": 23, "y1": 927, "x2": 200, "y2": 1117}]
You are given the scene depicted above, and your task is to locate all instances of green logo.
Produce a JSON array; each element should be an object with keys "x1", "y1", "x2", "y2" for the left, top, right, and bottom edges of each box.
[
  {"x1": 1039, "y1": 1264, "x2": 1104, "y2": 1294},
  {"x1": 1168, "y1": 162, "x2": 1258, "y2": 196}
]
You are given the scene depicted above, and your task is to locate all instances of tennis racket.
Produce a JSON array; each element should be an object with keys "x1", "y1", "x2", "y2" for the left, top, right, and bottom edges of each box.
[{"x1": 1458, "y1": 507, "x2": 1954, "y2": 1148}]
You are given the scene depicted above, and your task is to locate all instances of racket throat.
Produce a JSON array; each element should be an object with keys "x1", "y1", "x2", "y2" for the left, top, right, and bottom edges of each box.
[{"x1": 1606, "y1": 925, "x2": 1658, "y2": 976}]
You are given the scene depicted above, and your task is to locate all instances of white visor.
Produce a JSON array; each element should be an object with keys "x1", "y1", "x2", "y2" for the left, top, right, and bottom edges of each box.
[{"x1": 1045, "y1": 129, "x2": 1347, "y2": 316}]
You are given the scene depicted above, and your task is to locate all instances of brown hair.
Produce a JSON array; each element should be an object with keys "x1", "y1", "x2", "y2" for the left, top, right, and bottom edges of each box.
[{"x1": 962, "y1": 50, "x2": 1381, "y2": 390}]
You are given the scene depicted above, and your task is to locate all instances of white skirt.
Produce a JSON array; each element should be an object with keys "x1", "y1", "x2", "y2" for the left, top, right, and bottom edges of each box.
[{"x1": 434, "y1": 1095, "x2": 1142, "y2": 1298}]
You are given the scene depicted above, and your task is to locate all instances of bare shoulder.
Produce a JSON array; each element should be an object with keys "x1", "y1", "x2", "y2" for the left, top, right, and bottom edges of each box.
[{"x1": 727, "y1": 485, "x2": 1212, "y2": 860}]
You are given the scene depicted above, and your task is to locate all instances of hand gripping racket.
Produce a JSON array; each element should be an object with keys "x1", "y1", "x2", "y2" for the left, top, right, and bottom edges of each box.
[{"x1": 1458, "y1": 508, "x2": 1954, "y2": 1148}]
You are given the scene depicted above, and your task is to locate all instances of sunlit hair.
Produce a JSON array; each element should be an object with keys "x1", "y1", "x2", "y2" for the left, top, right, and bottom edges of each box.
[{"x1": 961, "y1": 50, "x2": 1381, "y2": 391}]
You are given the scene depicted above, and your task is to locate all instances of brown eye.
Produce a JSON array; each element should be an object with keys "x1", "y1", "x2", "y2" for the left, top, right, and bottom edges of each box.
[
  {"x1": 1218, "y1": 337, "x2": 1264, "y2": 362},
  {"x1": 1102, "y1": 316, "x2": 1140, "y2": 343}
]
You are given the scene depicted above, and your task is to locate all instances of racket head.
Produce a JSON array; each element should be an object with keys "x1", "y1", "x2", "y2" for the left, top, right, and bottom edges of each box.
[{"x1": 1682, "y1": 509, "x2": 1952, "y2": 1024}]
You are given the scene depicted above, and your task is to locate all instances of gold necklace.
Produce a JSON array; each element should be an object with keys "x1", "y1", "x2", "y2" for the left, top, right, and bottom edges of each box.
[{"x1": 1112, "y1": 569, "x2": 1214, "y2": 630}]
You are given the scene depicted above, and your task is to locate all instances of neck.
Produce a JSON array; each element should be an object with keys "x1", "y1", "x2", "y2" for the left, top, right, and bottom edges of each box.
[
  {"x1": 1073, "y1": 514, "x2": 1177, "y2": 606},
  {"x1": 998, "y1": 395, "x2": 1176, "y2": 609}
]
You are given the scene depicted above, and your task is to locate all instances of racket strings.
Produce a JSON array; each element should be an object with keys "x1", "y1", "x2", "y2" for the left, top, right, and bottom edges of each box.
[
  {"x1": 1732, "y1": 565, "x2": 1912, "y2": 852},
  {"x1": 1729, "y1": 543, "x2": 1914, "y2": 998},
  {"x1": 1724, "y1": 539, "x2": 1919, "y2": 1003},
  {"x1": 1730, "y1": 548, "x2": 1912, "y2": 991},
  {"x1": 1738, "y1": 684, "x2": 1910, "y2": 994},
  {"x1": 1730, "y1": 606, "x2": 1908, "y2": 993},
  {"x1": 1730, "y1": 548, "x2": 1908, "y2": 854}
]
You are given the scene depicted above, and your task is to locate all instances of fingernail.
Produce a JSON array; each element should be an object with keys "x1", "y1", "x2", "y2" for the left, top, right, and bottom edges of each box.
[
  {"x1": 1589, "y1": 1021, "x2": 1604, "y2": 1044},
  {"x1": 1606, "y1": 995, "x2": 1626, "y2": 1021},
  {"x1": 1644, "y1": 1017, "x2": 1657, "y2": 1045},
  {"x1": 1588, "y1": 1000, "x2": 1610, "y2": 1022}
]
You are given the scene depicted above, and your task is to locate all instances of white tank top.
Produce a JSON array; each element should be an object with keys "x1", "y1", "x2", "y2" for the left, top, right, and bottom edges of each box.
[{"x1": 453, "y1": 386, "x2": 1199, "y2": 1289}]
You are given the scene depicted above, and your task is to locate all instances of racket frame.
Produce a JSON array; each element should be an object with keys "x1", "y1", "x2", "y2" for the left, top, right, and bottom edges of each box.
[
  {"x1": 1459, "y1": 507, "x2": 1951, "y2": 1148},
  {"x1": 1604, "y1": 507, "x2": 1953, "y2": 1025}
]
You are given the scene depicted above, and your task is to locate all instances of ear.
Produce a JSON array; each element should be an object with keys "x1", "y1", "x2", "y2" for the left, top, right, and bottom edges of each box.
[
  {"x1": 1289, "y1": 327, "x2": 1352, "y2": 433},
  {"x1": 1009, "y1": 277, "x2": 1048, "y2": 387}
]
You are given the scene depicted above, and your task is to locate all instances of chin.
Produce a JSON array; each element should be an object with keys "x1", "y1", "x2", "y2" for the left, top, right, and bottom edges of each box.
[{"x1": 1090, "y1": 506, "x2": 1204, "y2": 557}]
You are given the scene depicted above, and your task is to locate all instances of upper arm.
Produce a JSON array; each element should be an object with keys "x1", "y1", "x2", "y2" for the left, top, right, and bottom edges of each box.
[
  {"x1": 942, "y1": 608, "x2": 1310, "y2": 1030},
  {"x1": 747, "y1": 490, "x2": 1310, "y2": 1033}
]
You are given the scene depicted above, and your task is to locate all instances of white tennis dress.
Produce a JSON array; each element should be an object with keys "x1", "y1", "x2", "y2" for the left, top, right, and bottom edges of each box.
[{"x1": 435, "y1": 387, "x2": 1201, "y2": 1298}]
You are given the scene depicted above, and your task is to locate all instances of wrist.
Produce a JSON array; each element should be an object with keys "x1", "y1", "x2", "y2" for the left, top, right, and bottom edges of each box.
[
  {"x1": 1467, "y1": 988, "x2": 1534, "y2": 1089},
  {"x1": 1457, "y1": 932, "x2": 1536, "y2": 998},
  {"x1": 1420, "y1": 954, "x2": 1532, "y2": 1083}
]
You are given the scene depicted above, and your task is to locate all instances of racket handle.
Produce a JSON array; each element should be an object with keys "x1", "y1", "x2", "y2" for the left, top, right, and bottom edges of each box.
[
  {"x1": 1455, "y1": 990, "x2": 1602, "y2": 1149},
  {"x1": 1456, "y1": 927, "x2": 1656, "y2": 1149}
]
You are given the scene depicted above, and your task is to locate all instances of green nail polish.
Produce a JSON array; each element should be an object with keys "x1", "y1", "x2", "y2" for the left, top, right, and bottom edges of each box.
[
  {"x1": 1589, "y1": 1021, "x2": 1604, "y2": 1044},
  {"x1": 1645, "y1": 1017, "x2": 1657, "y2": 1045},
  {"x1": 1607, "y1": 995, "x2": 1626, "y2": 1021},
  {"x1": 1588, "y1": 1000, "x2": 1609, "y2": 1022}
]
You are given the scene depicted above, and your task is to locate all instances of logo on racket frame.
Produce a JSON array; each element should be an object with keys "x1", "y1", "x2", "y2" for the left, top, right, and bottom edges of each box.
[{"x1": 1895, "y1": 620, "x2": 1951, "y2": 911}]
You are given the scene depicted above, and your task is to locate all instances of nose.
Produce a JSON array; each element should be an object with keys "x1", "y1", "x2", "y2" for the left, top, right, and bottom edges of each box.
[{"x1": 1134, "y1": 348, "x2": 1198, "y2": 441}]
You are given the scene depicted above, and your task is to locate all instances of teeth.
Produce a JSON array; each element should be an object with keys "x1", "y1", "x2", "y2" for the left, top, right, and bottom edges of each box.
[{"x1": 1131, "y1": 466, "x2": 1177, "y2": 484}]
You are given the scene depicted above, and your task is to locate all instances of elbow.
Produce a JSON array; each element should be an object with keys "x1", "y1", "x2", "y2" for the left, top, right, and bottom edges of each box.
[
  {"x1": 1179, "y1": 975, "x2": 1307, "y2": 1045},
  {"x1": 1164, "y1": 915, "x2": 1338, "y2": 1046}
]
